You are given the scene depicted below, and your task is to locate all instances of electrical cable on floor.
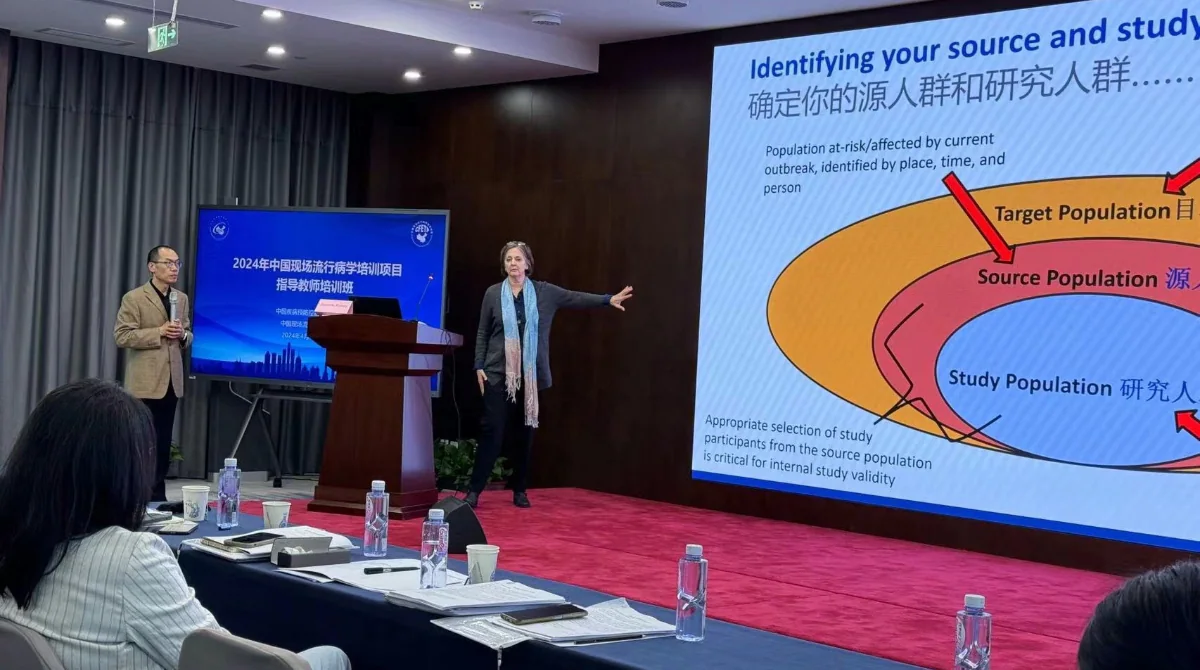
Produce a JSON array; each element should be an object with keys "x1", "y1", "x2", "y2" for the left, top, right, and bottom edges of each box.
[
  {"x1": 441, "y1": 324, "x2": 467, "y2": 501},
  {"x1": 452, "y1": 345, "x2": 463, "y2": 441},
  {"x1": 440, "y1": 323, "x2": 464, "y2": 441}
]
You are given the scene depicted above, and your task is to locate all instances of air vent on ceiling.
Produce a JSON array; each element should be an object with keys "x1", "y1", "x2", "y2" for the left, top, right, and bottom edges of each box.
[
  {"x1": 530, "y1": 11, "x2": 562, "y2": 26},
  {"x1": 35, "y1": 27, "x2": 135, "y2": 47},
  {"x1": 241, "y1": 63, "x2": 281, "y2": 72},
  {"x1": 71, "y1": 0, "x2": 239, "y2": 29},
  {"x1": 657, "y1": 0, "x2": 689, "y2": 7}
]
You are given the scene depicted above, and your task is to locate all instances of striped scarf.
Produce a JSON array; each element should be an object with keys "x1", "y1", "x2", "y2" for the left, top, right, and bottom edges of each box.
[{"x1": 501, "y1": 280, "x2": 539, "y2": 427}]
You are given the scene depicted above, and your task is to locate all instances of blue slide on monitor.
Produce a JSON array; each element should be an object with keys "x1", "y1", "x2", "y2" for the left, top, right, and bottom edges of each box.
[
  {"x1": 695, "y1": 0, "x2": 1200, "y2": 550},
  {"x1": 190, "y1": 207, "x2": 449, "y2": 390}
]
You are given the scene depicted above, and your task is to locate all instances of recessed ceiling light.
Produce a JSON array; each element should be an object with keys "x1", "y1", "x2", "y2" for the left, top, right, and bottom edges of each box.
[
  {"x1": 404, "y1": 69, "x2": 422, "y2": 81},
  {"x1": 453, "y1": 46, "x2": 472, "y2": 57},
  {"x1": 266, "y1": 45, "x2": 286, "y2": 57},
  {"x1": 530, "y1": 11, "x2": 562, "y2": 26},
  {"x1": 262, "y1": 8, "x2": 283, "y2": 20},
  {"x1": 105, "y1": 16, "x2": 126, "y2": 28}
]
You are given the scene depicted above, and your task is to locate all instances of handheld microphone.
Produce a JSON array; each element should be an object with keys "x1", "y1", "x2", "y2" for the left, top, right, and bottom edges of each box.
[
  {"x1": 415, "y1": 274, "x2": 434, "y2": 323},
  {"x1": 168, "y1": 291, "x2": 179, "y2": 322}
]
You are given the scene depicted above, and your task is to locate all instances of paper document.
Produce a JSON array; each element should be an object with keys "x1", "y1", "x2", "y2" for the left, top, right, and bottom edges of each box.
[
  {"x1": 155, "y1": 520, "x2": 198, "y2": 535},
  {"x1": 144, "y1": 508, "x2": 173, "y2": 523},
  {"x1": 141, "y1": 509, "x2": 180, "y2": 532},
  {"x1": 276, "y1": 569, "x2": 334, "y2": 584},
  {"x1": 279, "y1": 559, "x2": 466, "y2": 592},
  {"x1": 185, "y1": 526, "x2": 352, "y2": 561},
  {"x1": 387, "y1": 580, "x2": 565, "y2": 615},
  {"x1": 496, "y1": 598, "x2": 675, "y2": 644},
  {"x1": 431, "y1": 615, "x2": 528, "y2": 651},
  {"x1": 142, "y1": 514, "x2": 182, "y2": 529}
]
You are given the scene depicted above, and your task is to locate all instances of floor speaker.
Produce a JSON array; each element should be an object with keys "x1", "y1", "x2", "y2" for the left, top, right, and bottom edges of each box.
[{"x1": 431, "y1": 496, "x2": 487, "y2": 554}]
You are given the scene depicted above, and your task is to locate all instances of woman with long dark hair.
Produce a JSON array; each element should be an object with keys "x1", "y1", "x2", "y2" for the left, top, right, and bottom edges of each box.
[
  {"x1": 0, "y1": 379, "x2": 350, "y2": 670},
  {"x1": 467, "y1": 241, "x2": 633, "y2": 508},
  {"x1": 1078, "y1": 560, "x2": 1200, "y2": 669}
]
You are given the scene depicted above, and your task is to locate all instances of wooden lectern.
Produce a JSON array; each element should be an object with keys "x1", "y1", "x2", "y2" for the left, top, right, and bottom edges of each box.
[{"x1": 306, "y1": 314, "x2": 462, "y2": 519}]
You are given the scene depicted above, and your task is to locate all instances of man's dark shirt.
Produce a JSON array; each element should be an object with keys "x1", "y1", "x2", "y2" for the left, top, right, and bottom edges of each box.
[
  {"x1": 151, "y1": 283, "x2": 175, "y2": 384},
  {"x1": 152, "y1": 283, "x2": 171, "y2": 320}
]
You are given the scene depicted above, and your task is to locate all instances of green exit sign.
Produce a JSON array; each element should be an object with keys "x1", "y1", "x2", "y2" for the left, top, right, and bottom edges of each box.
[{"x1": 147, "y1": 21, "x2": 179, "y2": 53}]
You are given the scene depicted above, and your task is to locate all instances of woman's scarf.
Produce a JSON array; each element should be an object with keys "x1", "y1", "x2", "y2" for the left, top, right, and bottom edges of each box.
[{"x1": 501, "y1": 280, "x2": 539, "y2": 427}]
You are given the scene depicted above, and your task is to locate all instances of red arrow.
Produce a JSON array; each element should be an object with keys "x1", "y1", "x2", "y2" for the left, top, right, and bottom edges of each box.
[
  {"x1": 1164, "y1": 157, "x2": 1200, "y2": 195},
  {"x1": 942, "y1": 172, "x2": 1015, "y2": 264},
  {"x1": 1176, "y1": 410, "x2": 1200, "y2": 440}
]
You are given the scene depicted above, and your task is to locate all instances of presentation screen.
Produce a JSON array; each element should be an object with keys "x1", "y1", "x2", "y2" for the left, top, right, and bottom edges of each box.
[
  {"x1": 696, "y1": 0, "x2": 1200, "y2": 550},
  {"x1": 191, "y1": 207, "x2": 449, "y2": 390}
]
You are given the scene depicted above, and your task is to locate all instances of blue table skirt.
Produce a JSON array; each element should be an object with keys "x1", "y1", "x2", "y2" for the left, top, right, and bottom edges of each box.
[{"x1": 172, "y1": 518, "x2": 918, "y2": 670}]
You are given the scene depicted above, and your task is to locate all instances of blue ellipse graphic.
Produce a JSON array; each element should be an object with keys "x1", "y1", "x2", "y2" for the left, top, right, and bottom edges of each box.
[{"x1": 936, "y1": 294, "x2": 1200, "y2": 468}]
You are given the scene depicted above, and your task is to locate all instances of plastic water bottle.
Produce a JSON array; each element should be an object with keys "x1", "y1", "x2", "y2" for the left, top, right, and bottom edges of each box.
[
  {"x1": 215, "y1": 458, "x2": 240, "y2": 530},
  {"x1": 363, "y1": 480, "x2": 390, "y2": 558},
  {"x1": 675, "y1": 544, "x2": 708, "y2": 642},
  {"x1": 420, "y1": 508, "x2": 449, "y2": 589},
  {"x1": 955, "y1": 594, "x2": 992, "y2": 669}
]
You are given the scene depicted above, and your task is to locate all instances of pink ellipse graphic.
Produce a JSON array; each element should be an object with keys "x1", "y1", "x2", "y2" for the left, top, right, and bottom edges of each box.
[{"x1": 872, "y1": 238, "x2": 1200, "y2": 467}]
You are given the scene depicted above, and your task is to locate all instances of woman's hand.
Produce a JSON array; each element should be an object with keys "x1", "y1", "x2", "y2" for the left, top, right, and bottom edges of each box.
[
  {"x1": 477, "y1": 370, "x2": 488, "y2": 395},
  {"x1": 610, "y1": 286, "x2": 634, "y2": 311}
]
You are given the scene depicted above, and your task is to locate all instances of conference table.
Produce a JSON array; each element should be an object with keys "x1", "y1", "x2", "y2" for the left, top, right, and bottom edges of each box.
[{"x1": 168, "y1": 515, "x2": 918, "y2": 670}]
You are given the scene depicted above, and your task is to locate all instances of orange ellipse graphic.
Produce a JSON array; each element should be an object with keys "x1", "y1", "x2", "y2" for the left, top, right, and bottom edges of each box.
[{"x1": 766, "y1": 175, "x2": 1198, "y2": 452}]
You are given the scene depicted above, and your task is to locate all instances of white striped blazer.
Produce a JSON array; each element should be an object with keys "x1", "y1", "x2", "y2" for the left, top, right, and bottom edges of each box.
[{"x1": 0, "y1": 526, "x2": 223, "y2": 669}]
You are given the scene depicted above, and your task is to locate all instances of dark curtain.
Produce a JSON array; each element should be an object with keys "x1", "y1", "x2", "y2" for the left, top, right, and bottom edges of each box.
[{"x1": 0, "y1": 38, "x2": 348, "y2": 476}]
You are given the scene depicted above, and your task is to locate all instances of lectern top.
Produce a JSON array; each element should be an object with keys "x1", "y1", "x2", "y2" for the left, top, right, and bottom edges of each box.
[{"x1": 307, "y1": 314, "x2": 462, "y2": 353}]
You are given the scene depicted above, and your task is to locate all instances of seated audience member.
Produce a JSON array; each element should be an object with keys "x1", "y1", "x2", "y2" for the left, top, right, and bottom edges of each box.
[
  {"x1": 1078, "y1": 560, "x2": 1200, "y2": 669},
  {"x1": 0, "y1": 379, "x2": 351, "y2": 670}
]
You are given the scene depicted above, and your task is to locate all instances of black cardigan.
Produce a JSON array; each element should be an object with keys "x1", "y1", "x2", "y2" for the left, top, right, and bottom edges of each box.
[{"x1": 474, "y1": 280, "x2": 610, "y2": 390}]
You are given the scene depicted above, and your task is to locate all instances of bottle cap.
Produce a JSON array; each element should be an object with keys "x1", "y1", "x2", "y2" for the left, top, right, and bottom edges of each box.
[
  {"x1": 224, "y1": 458, "x2": 237, "y2": 468},
  {"x1": 371, "y1": 480, "x2": 386, "y2": 491},
  {"x1": 428, "y1": 508, "x2": 445, "y2": 521},
  {"x1": 964, "y1": 594, "x2": 985, "y2": 609},
  {"x1": 685, "y1": 544, "x2": 703, "y2": 557}
]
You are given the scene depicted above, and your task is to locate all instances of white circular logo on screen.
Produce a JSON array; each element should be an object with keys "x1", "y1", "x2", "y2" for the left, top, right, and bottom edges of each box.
[
  {"x1": 209, "y1": 216, "x2": 230, "y2": 241},
  {"x1": 411, "y1": 221, "x2": 432, "y2": 247}
]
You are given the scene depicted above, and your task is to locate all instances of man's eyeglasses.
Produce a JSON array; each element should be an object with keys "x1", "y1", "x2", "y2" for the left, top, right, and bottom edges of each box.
[{"x1": 154, "y1": 260, "x2": 183, "y2": 270}]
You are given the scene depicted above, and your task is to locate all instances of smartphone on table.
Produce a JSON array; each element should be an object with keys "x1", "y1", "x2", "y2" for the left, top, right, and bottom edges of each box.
[
  {"x1": 500, "y1": 604, "x2": 588, "y2": 625},
  {"x1": 225, "y1": 531, "x2": 284, "y2": 548}
]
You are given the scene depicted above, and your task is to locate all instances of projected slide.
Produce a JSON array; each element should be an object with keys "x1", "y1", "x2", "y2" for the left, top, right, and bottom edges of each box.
[
  {"x1": 695, "y1": 0, "x2": 1200, "y2": 549},
  {"x1": 191, "y1": 208, "x2": 448, "y2": 387}
]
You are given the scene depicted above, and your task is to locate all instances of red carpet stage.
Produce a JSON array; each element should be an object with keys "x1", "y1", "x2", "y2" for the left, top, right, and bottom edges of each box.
[{"x1": 243, "y1": 489, "x2": 1121, "y2": 669}]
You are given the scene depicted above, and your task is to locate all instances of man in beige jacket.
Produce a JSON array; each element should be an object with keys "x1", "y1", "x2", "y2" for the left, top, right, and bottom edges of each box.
[{"x1": 114, "y1": 245, "x2": 193, "y2": 501}]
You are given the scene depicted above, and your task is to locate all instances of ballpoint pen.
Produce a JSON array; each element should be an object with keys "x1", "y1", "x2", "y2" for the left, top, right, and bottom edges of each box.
[{"x1": 364, "y1": 566, "x2": 419, "y2": 575}]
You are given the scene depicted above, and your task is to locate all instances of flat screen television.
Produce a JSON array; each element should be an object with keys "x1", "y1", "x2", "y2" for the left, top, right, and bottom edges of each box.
[{"x1": 189, "y1": 206, "x2": 450, "y2": 392}]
